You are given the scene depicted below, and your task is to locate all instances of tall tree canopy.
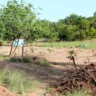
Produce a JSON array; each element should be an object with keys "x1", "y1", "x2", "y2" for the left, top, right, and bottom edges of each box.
[{"x1": 0, "y1": 0, "x2": 36, "y2": 41}]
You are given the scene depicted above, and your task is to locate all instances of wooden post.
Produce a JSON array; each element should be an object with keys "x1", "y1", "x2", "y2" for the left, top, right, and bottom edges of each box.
[{"x1": 22, "y1": 46, "x2": 24, "y2": 63}]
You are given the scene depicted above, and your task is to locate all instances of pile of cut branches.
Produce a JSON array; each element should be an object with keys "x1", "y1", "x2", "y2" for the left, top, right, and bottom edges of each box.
[{"x1": 54, "y1": 63, "x2": 96, "y2": 95}]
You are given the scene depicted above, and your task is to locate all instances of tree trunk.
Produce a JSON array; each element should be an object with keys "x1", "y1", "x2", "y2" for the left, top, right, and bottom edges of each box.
[{"x1": 9, "y1": 39, "x2": 13, "y2": 56}]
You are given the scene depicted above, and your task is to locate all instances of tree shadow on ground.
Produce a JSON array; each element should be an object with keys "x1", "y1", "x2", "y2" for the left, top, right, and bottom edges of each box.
[{"x1": 0, "y1": 60, "x2": 93, "y2": 88}]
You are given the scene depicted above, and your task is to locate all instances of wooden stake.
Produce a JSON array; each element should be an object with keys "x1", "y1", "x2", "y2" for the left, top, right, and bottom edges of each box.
[{"x1": 71, "y1": 56, "x2": 77, "y2": 70}]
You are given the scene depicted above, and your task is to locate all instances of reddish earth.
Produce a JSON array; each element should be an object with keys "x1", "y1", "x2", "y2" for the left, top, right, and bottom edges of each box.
[{"x1": 0, "y1": 85, "x2": 17, "y2": 96}]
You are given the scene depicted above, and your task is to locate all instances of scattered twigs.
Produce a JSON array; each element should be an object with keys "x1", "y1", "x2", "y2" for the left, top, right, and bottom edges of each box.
[
  {"x1": 54, "y1": 64, "x2": 96, "y2": 95},
  {"x1": 76, "y1": 64, "x2": 96, "y2": 84},
  {"x1": 69, "y1": 53, "x2": 96, "y2": 84}
]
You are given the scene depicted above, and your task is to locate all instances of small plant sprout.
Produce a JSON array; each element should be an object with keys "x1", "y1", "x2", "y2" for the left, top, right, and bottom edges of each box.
[
  {"x1": 68, "y1": 50, "x2": 77, "y2": 59},
  {"x1": 47, "y1": 49, "x2": 55, "y2": 53}
]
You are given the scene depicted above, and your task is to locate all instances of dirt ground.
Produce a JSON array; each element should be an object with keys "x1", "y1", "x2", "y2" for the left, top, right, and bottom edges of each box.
[
  {"x1": 1, "y1": 46, "x2": 96, "y2": 63},
  {"x1": 0, "y1": 46, "x2": 96, "y2": 96}
]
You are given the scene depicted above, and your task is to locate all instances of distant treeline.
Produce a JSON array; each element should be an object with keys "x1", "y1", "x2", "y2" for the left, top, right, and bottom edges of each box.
[{"x1": 38, "y1": 12, "x2": 96, "y2": 41}]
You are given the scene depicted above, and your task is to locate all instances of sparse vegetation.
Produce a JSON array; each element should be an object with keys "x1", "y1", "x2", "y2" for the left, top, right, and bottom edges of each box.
[
  {"x1": 47, "y1": 48, "x2": 55, "y2": 53},
  {"x1": 10, "y1": 56, "x2": 50, "y2": 66},
  {"x1": 38, "y1": 40, "x2": 96, "y2": 49},
  {"x1": 66, "y1": 90, "x2": 89, "y2": 96},
  {"x1": 10, "y1": 57, "x2": 32, "y2": 63},
  {"x1": 0, "y1": 55, "x2": 9, "y2": 61},
  {"x1": 44, "y1": 88, "x2": 90, "y2": 96},
  {"x1": 35, "y1": 58, "x2": 50, "y2": 66},
  {"x1": 0, "y1": 69, "x2": 39, "y2": 95}
]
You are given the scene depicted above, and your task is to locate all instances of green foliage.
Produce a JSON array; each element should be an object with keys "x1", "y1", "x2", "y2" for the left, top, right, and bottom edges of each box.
[
  {"x1": 0, "y1": 0, "x2": 37, "y2": 42},
  {"x1": 56, "y1": 13, "x2": 96, "y2": 41},
  {"x1": 68, "y1": 50, "x2": 74, "y2": 55},
  {"x1": 0, "y1": 69, "x2": 39, "y2": 95}
]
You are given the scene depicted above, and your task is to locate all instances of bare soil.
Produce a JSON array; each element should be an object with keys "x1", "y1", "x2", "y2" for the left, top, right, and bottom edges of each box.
[
  {"x1": 0, "y1": 46, "x2": 96, "y2": 96},
  {"x1": 0, "y1": 85, "x2": 17, "y2": 96}
]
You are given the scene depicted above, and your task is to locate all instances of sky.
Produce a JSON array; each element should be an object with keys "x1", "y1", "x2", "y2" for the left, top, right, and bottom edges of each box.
[{"x1": 0, "y1": 0, "x2": 96, "y2": 22}]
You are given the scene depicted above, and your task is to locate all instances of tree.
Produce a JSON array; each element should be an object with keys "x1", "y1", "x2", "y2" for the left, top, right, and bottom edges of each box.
[
  {"x1": 78, "y1": 19, "x2": 90, "y2": 40},
  {"x1": 35, "y1": 20, "x2": 58, "y2": 42},
  {"x1": 88, "y1": 27, "x2": 96, "y2": 39},
  {"x1": 0, "y1": 0, "x2": 36, "y2": 55},
  {"x1": 59, "y1": 14, "x2": 85, "y2": 25}
]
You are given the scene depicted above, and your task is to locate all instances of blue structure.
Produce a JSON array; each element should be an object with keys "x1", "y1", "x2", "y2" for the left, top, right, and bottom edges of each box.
[
  {"x1": 13, "y1": 39, "x2": 24, "y2": 46},
  {"x1": 82, "y1": 44, "x2": 87, "y2": 48}
]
